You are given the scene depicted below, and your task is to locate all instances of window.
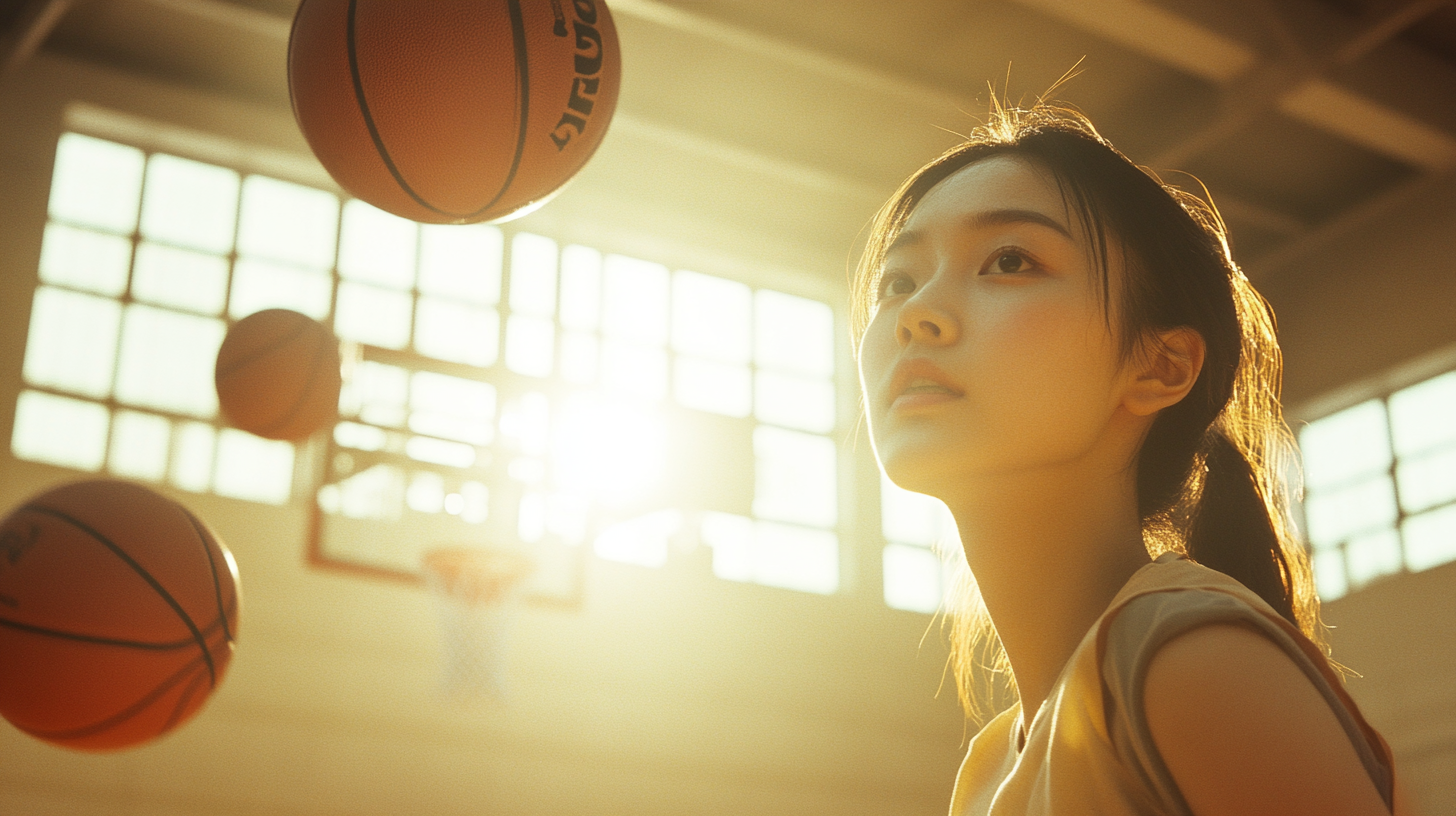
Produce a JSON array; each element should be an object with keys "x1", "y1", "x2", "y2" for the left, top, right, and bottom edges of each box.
[
  {"x1": 16, "y1": 131, "x2": 846, "y2": 600},
  {"x1": 879, "y1": 473, "x2": 958, "y2": 613},
  {"x1": 1300, "y1": 370, "x2": 1456, "y2": 600},
  {"x1": 13, "y1": 133, "x2": 295, "y2": 505}
]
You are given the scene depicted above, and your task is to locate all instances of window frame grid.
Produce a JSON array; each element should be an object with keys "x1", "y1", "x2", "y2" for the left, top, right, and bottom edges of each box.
[
  {"x1": 1300, "y1": 384, "x2": 1456, "y2": 599},
  {"x1": 18, "y1": 130, "x2": 852, "y2": 604}
]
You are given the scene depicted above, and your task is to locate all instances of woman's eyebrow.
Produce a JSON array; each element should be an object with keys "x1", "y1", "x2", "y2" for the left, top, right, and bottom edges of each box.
[
  {"x1": 965, "y1": 208, "x2": 1073, "y2": 239},
  {"x1": 887, "y1": 208, "x2": 1074, "y2": 254}
]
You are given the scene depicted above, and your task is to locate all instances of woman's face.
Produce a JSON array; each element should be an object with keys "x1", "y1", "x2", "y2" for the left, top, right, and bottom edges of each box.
[{"x1": 858, "y1": 154, "x2": 1134, "y2": 496}]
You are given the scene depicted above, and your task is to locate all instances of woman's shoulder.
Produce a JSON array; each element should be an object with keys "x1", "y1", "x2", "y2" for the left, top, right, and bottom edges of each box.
[
  {"x1": 1098, "y1": 552, "x2": 1396, "y2": 815},
  {"x1": 1141, "y1": 624, "x2": 1394, "y2": 815}
]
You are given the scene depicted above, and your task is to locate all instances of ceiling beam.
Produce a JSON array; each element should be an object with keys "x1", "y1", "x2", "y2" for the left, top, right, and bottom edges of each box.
[
  {"x1": 1018, "y1": 0, "x2": 1456, "y2": 174},
  {"x1": 609, "y1": 112, "x2": 886, "y2": 204},
  {"x1": 0, "y1": 0, "x2": 71, "y2": 79},
  {"x1": 1249, "y1": 169, "x2": 1451, "y2": 277},
  {"x1": 1014, "y1": 0, "x2": 1257, "y2": 83},
  {"x1": 607, "y1": 0, "x2": 971, "y2": 114},
  {"x1": 1280, "y1": 78, "x2": 1456, "y2": 172},
  {"x1": 1213, "y1": 193, "x2": 1309, "y2": 237}
]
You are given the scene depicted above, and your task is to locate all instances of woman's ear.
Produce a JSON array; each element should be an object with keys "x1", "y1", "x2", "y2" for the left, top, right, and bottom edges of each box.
[{"x1": 1124, "y1": 327, "x2": 1206, "y2": 417}]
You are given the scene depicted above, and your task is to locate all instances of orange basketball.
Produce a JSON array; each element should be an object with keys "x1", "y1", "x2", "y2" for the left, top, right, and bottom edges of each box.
[
  {"x1": 287, "y1": 0, "x2": 621, "y2": 224},
  {"x1": 215, "y1": 309, "x2": 342, "y2": 442},
  {"x1": 0, "y1": 480, "x2": 240, "y2": 751}
]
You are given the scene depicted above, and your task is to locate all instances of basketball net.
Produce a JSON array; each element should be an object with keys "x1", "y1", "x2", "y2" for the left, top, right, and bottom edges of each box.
[{"x1": 421, "y1": 546, "x2": 533, "y2": 702}]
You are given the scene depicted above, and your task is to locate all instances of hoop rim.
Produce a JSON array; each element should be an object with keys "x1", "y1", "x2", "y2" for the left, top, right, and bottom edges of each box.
[{"x1": 421, "y1": 545, "x2": 534, "y2": 607}]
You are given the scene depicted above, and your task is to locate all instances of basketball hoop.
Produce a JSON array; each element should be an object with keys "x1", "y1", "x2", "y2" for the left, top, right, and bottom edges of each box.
[{"x1": 421, "y1": 546, "x2": 533, "y2": 702}]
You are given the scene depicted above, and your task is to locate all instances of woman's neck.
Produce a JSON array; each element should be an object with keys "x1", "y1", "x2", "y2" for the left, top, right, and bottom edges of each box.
[{"x1": 944, "y1": 447, "x2": 1152, "y2": 732}]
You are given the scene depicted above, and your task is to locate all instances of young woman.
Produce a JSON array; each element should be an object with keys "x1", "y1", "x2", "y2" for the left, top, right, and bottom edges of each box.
[{"x1": 853, "y1": 103, "x2": 1400, "y2": 815}]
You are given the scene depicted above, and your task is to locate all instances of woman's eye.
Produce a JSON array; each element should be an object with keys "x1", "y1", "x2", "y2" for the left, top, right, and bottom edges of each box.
[
  {"x1": 877, "y1": 273, "x2": 915, "y2": 299},
  {"x1": 992, "y1": 252, "x2": 1027, "y2": 274}
]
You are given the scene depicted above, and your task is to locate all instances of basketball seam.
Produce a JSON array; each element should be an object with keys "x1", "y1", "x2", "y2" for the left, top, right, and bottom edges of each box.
[
  {"x1": 22, "y1": 504, "x2": 218, "y2": 687},
  {"x1": 250, "y1": 328, "x2": 335, "y2": 438},
  {"x1": 0, "y1": 615, "x2": 223, "y2": 651},
  {"x1": 344, "y1": 0, "x2": 531, "y2": 221},
  {"x1": 179, "y1": 506, "x2": 236, "y2": 647},
  {"x1": 214, "y1": 315, "x2": 312, "y2": 381},
  {"x1": 161, "y1": 667, "x2": 209, "y2": 734},
  {"x1": 472, "y1": 0, "x2": 532, "y2": 218},
  {"x1": 23, "y1": 651, "x2": 211, "y2": 741}
]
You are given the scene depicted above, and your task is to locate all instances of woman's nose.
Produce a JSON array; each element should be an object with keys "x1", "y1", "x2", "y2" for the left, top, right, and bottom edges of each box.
[{"x1": 896, "y1": 289, "x2": 958, "y2": 347}]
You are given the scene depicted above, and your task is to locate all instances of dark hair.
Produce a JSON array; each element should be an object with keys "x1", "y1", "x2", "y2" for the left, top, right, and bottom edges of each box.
[{"x1": 850, "y1": 102, "x2": 1319, "y2": 722}]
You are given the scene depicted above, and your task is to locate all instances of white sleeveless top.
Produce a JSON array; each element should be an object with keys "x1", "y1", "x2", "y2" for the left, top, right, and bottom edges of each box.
[{"x1": 948, "y1": 552, "x2": 1395, "y2": 815}]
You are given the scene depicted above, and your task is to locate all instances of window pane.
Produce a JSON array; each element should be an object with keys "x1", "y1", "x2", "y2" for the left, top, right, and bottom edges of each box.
[
  {"x1": 23, "y1": 286, "x2": 121, "y2": 399},
  {"x1": 139, "y1": 153, "x2": 239, "y2": 254},
  {"x1": 11, "y1": 389, "x2": 109, "y2": 471},
  {"x1": 132, "y1": 242, "x2": 229, "y2": 315},
  {"x1": 414, "y1": 298, "x2": 499, "y2": 367},
  {"x1": 518, "y1": 490, "x2": 547, "y2": 542},
  {"x1": 755, "y1": 289, "x2": 834, "y2": 377},
  {"x1": 754, "y1": 370, "x2": 834, "y2": 432},
  {"x1": 560, "y1": 244, "x2": 602, "y2": 330},
  {"x1": 753, "y1": 425, "x2": 837, "y2": 528},
  {"x1": 1345, "y1": 528, "x2": 1403, "y2": 590},
  {"x1": 334, "y1": 421, "x2": 389, "y2": 451},
  {"x1": 884, "y1": 543, "x2": 942, "y2": 613},
  {"x1": 1312, "y1": 550, "x2": 1348, "y2": 602},
  {"x1": 49, "y1": 133, "x2": 144, "y2": 234},
  {"x1": 460, "y1": 481, "x2": 490, "y2": 525},
  {"x1": 170, "y1": 421, "x2": 216, "y2": 492},
  {"x1": 1403, "y1": 504, "x2": 1456, "y2": 572},
  {"x1": 1389, "y1": 371, "x2": 1456, "y2": 457},
  {"x1": 229, "y1": 258, "x2": 333, "y2": 321},
  {"x1": 505, "y1": 315, "x2": 555, "y2": 377},
  {"x1": 702, "y1": 511, "x2": 754, "y2": 582},
  {"x1": 409, "y1": 371, "x2": 496, "y2": 446},
  {"x1": 405, "y1": 435, "x2": 476, "y2": 468},
  {"x1": 1300, "y1": 400, "x2": 1391, "y2": 491},
  {"x1": 602, "y1": 254, "x2": 669, "y2": 343},
  {"x1": 336, "y1": 282, "x2": 412, "y2": 349},
  {"x1": 108, "y1": 409, "x2": 170, "y2": 481},
  {"x1": 509, "y1": 232, "x2": 558, "y2": 317},
  {"x1": 237, "y1": 175, "x2": 339, "y2": 269},
  {"x1": 672, "y1": 270, "x2": 751, "y2": 362},
  {"x1": 560, "y1": 331, "x2": 598, "y2": 385},
  {"x1": 753, "y1": 521, "x2": 838, "y2": 595},
  {"x1": 407, "y1": 470, "x2": 445, "y2": 514},
  {"x1": 542, "y1": 490, "x2": 585, "y2": 541},
  {"x1": 213, "y1": 428, "x2": 294, "y2": 505},
  {"x1": 601, "y1": 340, "x2": 667, "y2": 401},
  {"x1": 323, "y1": 464, "x2": 405, "y2": 520},
  {"x1": 339, "y1": 361, "x2": 409, "y2": 427},
  {"x1": 38, "y1": 223, "x2": 131, "y2": 296},
  {"x1": 1304, "y1": 474, "x2": 1397, "y2": 550},
  {"x1": 419, "y1": 224, "x2": 502, "y2": 304},
  {"x1": 674, "y1": 357, "x2": 750, "y2": 417},
  {"x1": 881, "y1": 473, "x2": 956, "y2": 547},
  {"x1": 1396, "y1": 445, "x2": 1456, "y2": 514},
  {"x1": 593, "y1": 509, "x2": 680, "y2": 568},
  {"x1": 114, "y1": 304, "x2": 225, "y2": 417},
  {"x1": 552, "y1": 395, "x2": 663, "y2": 508},
  {"x1": 339, "y1": 199, "x2": 417, "y2": 289}
]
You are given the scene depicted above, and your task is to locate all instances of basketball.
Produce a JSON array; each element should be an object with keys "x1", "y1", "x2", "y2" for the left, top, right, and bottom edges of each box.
[
  {"x1": 287, "y1": 0, "x2": 621, "y2": 224},
  {"x1": 215, "y1": 308, "x2": 342, "y2": 442},
  {"x1": 0, "y1": 480, "x2": 240, "y2": 751}
]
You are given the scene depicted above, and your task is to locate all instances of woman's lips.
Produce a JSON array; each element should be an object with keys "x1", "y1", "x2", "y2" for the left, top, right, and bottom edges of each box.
[
  {"x1": 889, "y1": 378, "x2": 961, "y2": 411},
  {"x1": 886, "y1": 361, "x2": 964, "y2": 412}
]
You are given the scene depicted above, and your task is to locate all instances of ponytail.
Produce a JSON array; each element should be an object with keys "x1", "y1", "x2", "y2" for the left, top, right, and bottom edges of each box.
[{"x1": 1187, "y1": 431, "x2": 1296, "y2": 627}]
